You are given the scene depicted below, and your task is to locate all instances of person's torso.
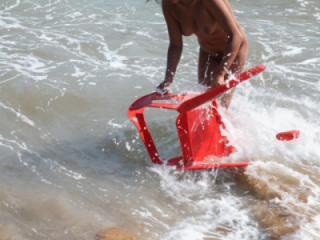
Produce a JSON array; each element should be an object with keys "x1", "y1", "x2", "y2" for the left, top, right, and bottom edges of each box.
[{"x1": 169, "y1": 0, "x2": 232, "y2": 53}]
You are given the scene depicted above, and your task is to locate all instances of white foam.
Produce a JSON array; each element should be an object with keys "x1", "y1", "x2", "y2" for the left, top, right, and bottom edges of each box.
[{"x1": 148, "y1": 166, "x2": 262, "y2": 239}]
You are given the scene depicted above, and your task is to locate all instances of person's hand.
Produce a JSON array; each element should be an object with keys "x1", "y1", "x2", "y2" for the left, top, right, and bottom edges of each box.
[
  {"x1": 210, "y1": 70, "x2": 227, "y2": 88},
  {"x1": 216, "y1": 73, "x2": 226, "y2": 86},
  {"x1": 156, "y1": 79, "x2": 172, "y2": 94}
]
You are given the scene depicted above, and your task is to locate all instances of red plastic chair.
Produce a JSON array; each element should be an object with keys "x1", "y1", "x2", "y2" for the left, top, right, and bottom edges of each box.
[{"x1": 128, "y1": 65, "x2": 265, "y2": 170}]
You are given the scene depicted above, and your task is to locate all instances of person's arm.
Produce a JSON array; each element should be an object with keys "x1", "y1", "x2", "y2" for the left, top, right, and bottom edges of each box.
[
  {"x1": 203, "y1": 0, "x2": 246, "y2": 84},
  {"x1": 157, "y1": 1, "x2": 183, "y2": 91}
]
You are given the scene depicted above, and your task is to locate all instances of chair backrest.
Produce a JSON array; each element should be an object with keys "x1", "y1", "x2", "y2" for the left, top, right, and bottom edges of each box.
[{"x1": 176, "y1": 100, "x2": 234, "y2": 167}]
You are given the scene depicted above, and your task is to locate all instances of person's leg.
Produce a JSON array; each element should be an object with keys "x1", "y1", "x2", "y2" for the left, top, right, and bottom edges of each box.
[
  {"x1": 198, "y1": 48, "x2": 222, "y2": 86},
  {"x1": 221, "y1": 42, "x2": 248, "y2": 108},
  {"x1": 198, "y1": 47, "x2": 250, "y2": 108},
  {"x1": 198, "y1": 48, "x2": 210, "y2": 85}
]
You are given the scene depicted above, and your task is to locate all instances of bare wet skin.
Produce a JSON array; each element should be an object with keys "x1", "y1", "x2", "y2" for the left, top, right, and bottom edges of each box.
[
  {"x1": 168, "y1": 0, "x2": 229, "y2": 53},
  {"x1": 159, "y1": 0, "x2": 248, "y2": 108}
]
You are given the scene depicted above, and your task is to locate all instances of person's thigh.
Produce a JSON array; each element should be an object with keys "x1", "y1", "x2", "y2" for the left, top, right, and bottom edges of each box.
[
  {"x1": 198, "y1": 48, "x2": 209, "y2": 85},
  {"x1": 221, "y1": 42, "x2": 248, "y2": 108},
  {"x1": 198, "y1": 49, "x2": 223, "y2": 86}
]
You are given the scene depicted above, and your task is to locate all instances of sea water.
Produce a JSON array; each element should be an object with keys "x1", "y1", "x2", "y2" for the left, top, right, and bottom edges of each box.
[{"x1": 0, "y1": 0, "x2": 319, "y2": 239}]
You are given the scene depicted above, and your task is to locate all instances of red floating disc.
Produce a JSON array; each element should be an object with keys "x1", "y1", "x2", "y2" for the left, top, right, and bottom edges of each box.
[{"x1": 276, "y1": 130, "x2": 300, "y2": 141}]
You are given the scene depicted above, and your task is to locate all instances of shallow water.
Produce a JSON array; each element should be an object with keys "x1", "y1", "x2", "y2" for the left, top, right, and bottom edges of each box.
[{"x1": 0, "y1": 0, "x2": 319, "y2": 239}]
